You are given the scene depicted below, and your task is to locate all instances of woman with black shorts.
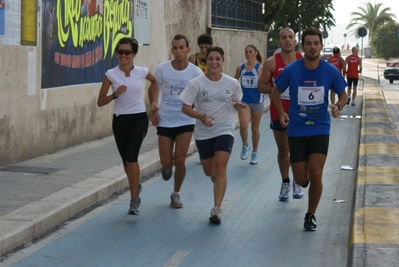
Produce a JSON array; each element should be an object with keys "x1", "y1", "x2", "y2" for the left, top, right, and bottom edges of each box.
[{"x1": 97, "y1": 37, "x2": 159, "y2": 215}]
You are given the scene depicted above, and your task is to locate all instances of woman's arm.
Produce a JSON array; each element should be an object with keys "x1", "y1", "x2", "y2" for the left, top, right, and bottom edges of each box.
[
  {"x1": 182, "y1": 103, "x2": 214, "y2": 127},
  {"x1": 97, "y1": 75, "x2": 115, "y2": 107}
]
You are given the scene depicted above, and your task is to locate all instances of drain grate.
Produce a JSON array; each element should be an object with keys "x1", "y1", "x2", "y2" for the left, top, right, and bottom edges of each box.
[{"x1": 0, "y1": 166, "x2": 61, "y2": 174}]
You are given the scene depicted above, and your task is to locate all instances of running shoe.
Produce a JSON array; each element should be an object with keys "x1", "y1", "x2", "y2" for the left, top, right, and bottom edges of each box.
[
  {"x1": 128, "y1": 198, "x2": 141, "y2": 215},
  {"x1": 293, "y1": 180, "x2": 304, "y2": 199},
  {"x1": 347, "y1": 97, "x2": 351, "y2": 105},
  {"x1": 170, "y1": 192, "x2": 183, "y2": 209},
  {"x1": 250, "y1": 152, "x2": 258, "y2": 165},
  {"x1": 240, "y1": 144, "x2": 251, "y2": 160},
  {"x1": 209, "y1": 207, "x2": 221, "y2": 224},
  {"x1": 303, "y1": 213, "x2": 317, "y2": 231},
  {"x1": 161, "y1": 166, "x2": 173, "y2": 181},
  {"x1": 351, "y1": 100, "x2": 356, "y2": 106},
  {"x1": 279, "y1": 182, "x2": 291, "y2": 201}
]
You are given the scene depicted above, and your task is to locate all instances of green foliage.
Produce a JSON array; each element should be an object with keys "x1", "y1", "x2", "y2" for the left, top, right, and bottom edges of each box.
[
  {"x1": 346, "y1": 2, "x2": 397, "y2": 40},
  {"x1": 370, "y1": 21, "x2": 399, "y2": 59},
  {"x1": 264, "y1": 0, "x2": 336, "y2": 44}
]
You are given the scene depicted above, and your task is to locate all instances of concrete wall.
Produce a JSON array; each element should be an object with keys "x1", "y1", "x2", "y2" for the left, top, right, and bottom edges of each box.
[{"x1": 0, "y1": 0, "x2": 267, "y2": 166}]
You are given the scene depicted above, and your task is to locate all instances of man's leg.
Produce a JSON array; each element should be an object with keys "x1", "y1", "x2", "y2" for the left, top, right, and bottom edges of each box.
[
  {"x1": 347, "y1": 85, "x2": 352, "y2": 104},
  {"x1": 158, "y1": 135, "x2": 174, "y2": 181},
  {"x1": 173, "y1": 131, "x2": 193, "y2": 192},
  {"x1": 273, "y1": 130, "x2": 290, "y2": 180},
  {"x1": 306, "y1": 153, "x2": 327, "y2": 214}
]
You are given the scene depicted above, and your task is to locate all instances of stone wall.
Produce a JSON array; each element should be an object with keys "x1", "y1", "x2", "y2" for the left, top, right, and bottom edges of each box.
[{"x1": 0, "y1": 0, "x2": 267, "y2": 166}]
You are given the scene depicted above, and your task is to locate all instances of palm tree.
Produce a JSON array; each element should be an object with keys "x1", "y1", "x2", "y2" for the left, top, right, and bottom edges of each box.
[{"x1": 346, "y1": 2, "x2": 396, "y2": 41}]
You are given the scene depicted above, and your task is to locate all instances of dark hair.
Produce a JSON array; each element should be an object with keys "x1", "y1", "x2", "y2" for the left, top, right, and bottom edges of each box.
[
  {"x1": 197, "y1": 34, "x2": 213, "y2": 46},
  {"x1": 301, "y1": 28, "x2": 322, "y2": 45},
  {"x1": 333, "y1": 47, "x2": 340, "y2": 55},
  {"x1": 206, "y1": 46, "x2": 224, "y2": 60},
  {"x1": 116, "y1": 37, "x2": 139, "y2": 53},
  {"x1": 245, "y1": 45, "x2": 263, "y2": 63},
  {"x1": 172, "y1": 34, "x2": 189, "y2": 47}
]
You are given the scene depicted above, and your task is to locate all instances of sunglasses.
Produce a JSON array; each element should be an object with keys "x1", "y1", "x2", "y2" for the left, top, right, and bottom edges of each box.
[{"x1": 116, "y1": 49, "x2": 134, "y2": 56}]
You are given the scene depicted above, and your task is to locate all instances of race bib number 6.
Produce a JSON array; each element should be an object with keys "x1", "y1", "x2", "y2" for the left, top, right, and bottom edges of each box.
[{"x1": 298, "y1": 86, "x2": 325, "y2": 105}]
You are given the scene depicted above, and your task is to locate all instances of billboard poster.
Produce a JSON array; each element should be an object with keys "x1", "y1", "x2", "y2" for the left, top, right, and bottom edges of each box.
[{"x1": 42, "y1": 0, "x2": 150, "y2": 89}]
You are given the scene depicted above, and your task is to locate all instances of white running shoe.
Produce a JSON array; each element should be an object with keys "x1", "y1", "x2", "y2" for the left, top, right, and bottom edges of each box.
[
  {"x1": 240, "y1": 144, "x2": 251, "y2": 160},
  {"x1": 209, "y1": 207, "x2": 221, "y2": 224},
  {"x1": 293, "y1": 180, "x2": 304, "y2": 199},
  {"x1": 250, "y1": 152, "x2": 258, "y2": 164},
  {"x1": 279, "y1": 182, "x2": 291, "y2": 201}
]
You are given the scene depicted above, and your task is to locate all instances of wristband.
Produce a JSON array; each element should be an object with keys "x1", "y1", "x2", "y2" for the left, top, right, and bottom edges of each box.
[
  {"x1": 336, "y1": 104, "x2": 342, "y2": 111},
  {"x1": 112, "y1": 92, "x2": 118, "y2": 99}
]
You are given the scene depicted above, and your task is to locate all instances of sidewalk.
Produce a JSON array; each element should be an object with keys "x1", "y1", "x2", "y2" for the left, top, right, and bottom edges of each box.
[
  {"x1": 348, "y1": 76, "x2": 399, "y2": 266},
  {"x1": 0, "y1": 75, "x2": 398, "y2": 266}
]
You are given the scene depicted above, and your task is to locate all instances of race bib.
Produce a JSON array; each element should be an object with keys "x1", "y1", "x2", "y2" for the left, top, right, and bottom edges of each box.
[
  {"x1": 242, "y1": 75, "x2": 257, "y2": 89},
  {"x1": 298, "y1": 86, "x2": 324, "y2": 105}
]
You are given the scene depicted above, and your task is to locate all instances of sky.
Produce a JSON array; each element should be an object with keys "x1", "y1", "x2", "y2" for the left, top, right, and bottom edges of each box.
[{"x1": 327, "y1": 0, "x2": 398, "y2": 48}]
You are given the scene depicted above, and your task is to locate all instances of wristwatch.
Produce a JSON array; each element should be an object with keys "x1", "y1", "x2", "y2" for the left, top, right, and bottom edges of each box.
[
  {"x1": 112, "y1": 92, "x2": 118, "y2": 99},
  {"x1": 336, "y1": 104, "x2": 342, "y2": 111}
]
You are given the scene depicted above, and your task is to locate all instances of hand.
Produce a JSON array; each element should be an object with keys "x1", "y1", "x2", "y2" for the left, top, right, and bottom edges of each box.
[
  {"x1": 115, "y1": 85, "x2": 127, "y2": 98},
  {"x1": 233, "y1": 101, "x2": 248, "y2": 109},
  {"x1": 201, "y1": 114, "x2": 215, "y2": 127},
  {"x1": 151, "y1": 102, "x2": 159, "y2": 112},
  {"x1": 151, "y1": 111, "x2": 159, "y2": 126},
  {"x1": 280, "y1": 113, "x2": 289, "y2": 128},
  {"x1": 329, "y1": 104, "x2": 340, "y2": 118}
]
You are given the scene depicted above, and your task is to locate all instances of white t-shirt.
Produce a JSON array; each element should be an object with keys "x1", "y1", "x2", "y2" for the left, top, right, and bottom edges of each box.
[
  {"x1": 179, "y1": 73, "x2": 242, "y2": 140},
  {"x1": 105, "y1": 65, "x2": 149, "y2": 115},
  {"x1": 154, "y1": 61, "x2": 203, "y2": 127}
]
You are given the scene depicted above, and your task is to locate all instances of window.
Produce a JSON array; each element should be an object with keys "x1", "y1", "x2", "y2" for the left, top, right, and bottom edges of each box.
[{"x1": 211, "y1": 0, "x2": 265, "y2": 31}]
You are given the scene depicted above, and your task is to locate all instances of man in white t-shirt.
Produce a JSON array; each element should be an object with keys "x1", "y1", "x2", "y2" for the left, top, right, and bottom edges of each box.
[{"x1": 149, "y1": 34, "x2": 203, "y2": 208}]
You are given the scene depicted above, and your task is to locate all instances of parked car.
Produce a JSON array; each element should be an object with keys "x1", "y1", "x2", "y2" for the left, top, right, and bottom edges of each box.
[
  {"x1": 321, "y1": 46, "x2": 335, "y2": 61},
  {"x1": 383, "y1": 63, "x2": 399, "y2": 84}
]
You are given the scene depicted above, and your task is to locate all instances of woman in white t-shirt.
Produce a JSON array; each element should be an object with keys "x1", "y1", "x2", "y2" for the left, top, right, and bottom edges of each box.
[
  {"x1": 179, "y1": 46, "x2": 247, "y2": 224},
  {"x1": 97, "y1": 37, "x2": 159, "y2": 216}
]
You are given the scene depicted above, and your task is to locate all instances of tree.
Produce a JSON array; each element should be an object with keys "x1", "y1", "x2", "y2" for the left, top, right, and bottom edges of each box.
[
  {"x1": 346, "y1": 2, "x2": 396, "y2": 41},
  {"x1": 264, "y1": 0, "x2": 336, "y2": 45},
  {"x1": 370, "y1": 21, "x2": 399, "y2": 59}
]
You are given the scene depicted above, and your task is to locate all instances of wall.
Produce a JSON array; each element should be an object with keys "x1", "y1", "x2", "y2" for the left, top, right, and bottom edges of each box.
[{"x1": 0, "y1": 0, "x2": 267, "y2": 166}]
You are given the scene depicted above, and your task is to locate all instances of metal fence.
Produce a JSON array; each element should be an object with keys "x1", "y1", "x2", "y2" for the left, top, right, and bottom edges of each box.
[{"x1": 211, "y1": 0, "x2": 265, "y2": 31}]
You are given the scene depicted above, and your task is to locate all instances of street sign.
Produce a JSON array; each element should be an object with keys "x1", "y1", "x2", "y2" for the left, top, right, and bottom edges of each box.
[
  {"x1": 358, "y1": 27, "x2": 367, "y2": 37},
  {"x1": 323, "y1": 31, "x2": 328, "y2": 39}
]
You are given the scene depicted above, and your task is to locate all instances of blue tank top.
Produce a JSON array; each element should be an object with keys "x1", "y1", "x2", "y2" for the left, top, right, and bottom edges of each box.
[{"x1": 240, "y1": 63, "x2": 263, "y2": 104}]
